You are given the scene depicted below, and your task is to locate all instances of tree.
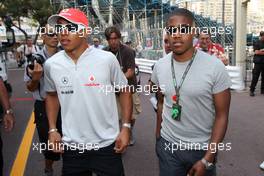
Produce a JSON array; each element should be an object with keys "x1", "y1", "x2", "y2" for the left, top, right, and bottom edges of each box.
[
  {"x1": 29, "y1": 0, "x2": 54, "y2": 43},
  {"x1": 0, "y1": 0, "x2": 30, "y2": 40},
  {"x1": 1, "y1": 0, "x2": 54, "y2": 44}
]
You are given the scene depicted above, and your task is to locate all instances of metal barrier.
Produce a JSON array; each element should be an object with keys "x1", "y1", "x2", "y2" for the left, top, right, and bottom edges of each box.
[
  {"x1": 135, "y1": 58, "x2": 156, "y2": 74},
  {"x1": 136, "y1": 57, "x2": 251, "y2": 91},
  {"x1": 244, "y1": 54, "x2": 254, "y2": 88}
]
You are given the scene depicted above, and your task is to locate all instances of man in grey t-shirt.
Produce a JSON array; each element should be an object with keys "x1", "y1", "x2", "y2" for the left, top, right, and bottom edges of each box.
[{"x1": 151, "y1": 9, "x2": 231, "y2": 176}]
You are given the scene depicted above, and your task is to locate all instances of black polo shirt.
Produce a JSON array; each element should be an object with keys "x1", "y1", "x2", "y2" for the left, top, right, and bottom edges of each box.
[
  {"x1": 104, "y1": 44, "x2": 137, "y2": 89},
  {"x1": 253, "y1": 39, "x2": 264, "y2": 64}
]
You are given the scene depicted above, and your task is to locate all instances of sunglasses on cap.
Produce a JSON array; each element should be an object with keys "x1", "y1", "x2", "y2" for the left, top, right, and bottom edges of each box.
[
  {"x1": 166, "y1": 25, "x2": 193, "y2": 36},
  {"x1": 55, "y1": 23, "x2": 86, "y2": 33}
]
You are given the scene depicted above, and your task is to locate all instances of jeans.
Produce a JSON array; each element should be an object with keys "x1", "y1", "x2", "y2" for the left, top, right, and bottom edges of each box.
[{"x1": 156, "y1": 137, "x2": 216, "y2": 176}]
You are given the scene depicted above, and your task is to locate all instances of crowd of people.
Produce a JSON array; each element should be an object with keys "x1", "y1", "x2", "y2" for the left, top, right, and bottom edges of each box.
[{"x1": 0, "y1": 6, "x2": 263, "y2": 176}]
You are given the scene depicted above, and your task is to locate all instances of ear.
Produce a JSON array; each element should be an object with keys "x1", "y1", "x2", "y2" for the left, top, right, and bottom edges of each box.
[
  {"x1": 40, "y1": 33, "x2": 45, "y2": 41},
  {"x1": 78, "y1": 27, "x2": 89, "y2": 39}
]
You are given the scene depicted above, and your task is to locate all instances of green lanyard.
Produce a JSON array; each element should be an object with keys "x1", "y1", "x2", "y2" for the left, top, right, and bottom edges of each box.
[{"x1": 171, "y1": 49, "x2": 197, "y2": 104}]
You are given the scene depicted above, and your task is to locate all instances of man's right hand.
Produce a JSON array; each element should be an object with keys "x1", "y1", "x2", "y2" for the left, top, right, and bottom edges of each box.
[
  {"x1": 48, "y1": 131, "x2": 63, "y2": 153},
  {"x1": 27, "y1": 60, "x2": 43, "y2": 81}
]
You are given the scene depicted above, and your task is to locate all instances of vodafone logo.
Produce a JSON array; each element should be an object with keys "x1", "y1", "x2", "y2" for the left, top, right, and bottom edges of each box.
[
  {"x1": 84, "y1": 75, "x2": 100, "y2": 87},
  {"x1": 89, "y1": 75, "x2": 95, "y2": 82}
]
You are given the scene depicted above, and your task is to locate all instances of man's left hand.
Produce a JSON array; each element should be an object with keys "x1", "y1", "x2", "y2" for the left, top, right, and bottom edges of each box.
[
  {"x1": 114, "y1": 127, "x2": 130, "y2": 153},
  {"x1": 188, "y1": 160, "x2": 206, "y2": 176}
]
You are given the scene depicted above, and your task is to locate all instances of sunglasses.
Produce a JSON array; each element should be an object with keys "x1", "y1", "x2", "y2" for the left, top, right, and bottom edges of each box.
[
  {"x1": 55, "y1": 23, "x2": 85, "y2": 33},
  {"x1": 46, "y1": 33, "x2": 57, "y2": 37},
  {"x1": 166, "y1": 25, "x2": 193, "y2": 36}
]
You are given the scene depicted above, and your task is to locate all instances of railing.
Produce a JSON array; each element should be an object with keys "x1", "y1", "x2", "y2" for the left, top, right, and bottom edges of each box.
[
  {"x1": 135, "y1": 58, "x2": 156, "y2": 74},
  {"x1": 136, "y1": 56, "x2": 254, "y2": 91}
]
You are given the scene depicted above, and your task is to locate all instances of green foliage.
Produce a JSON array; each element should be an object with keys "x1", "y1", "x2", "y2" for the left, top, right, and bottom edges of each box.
[
  {"x1": 30, "y1": 0, "x2": 53, "y2": 27},
  {"x1": 0, "y1": 0, "x2": 30, "y2": 19},
  {"x1": 1, "y1": 0, "x2": 53, "y2": 27}
]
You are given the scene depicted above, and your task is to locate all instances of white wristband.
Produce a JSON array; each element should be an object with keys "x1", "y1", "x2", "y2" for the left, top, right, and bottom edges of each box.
[{"x1": 48, "y1": 128, "x2": 58, "y2": 134}]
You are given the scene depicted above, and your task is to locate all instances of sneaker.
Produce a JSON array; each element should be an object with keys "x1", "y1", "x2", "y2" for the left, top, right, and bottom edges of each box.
[
  {"x1": 44, "y1": 169, "x2": 53, "y2": 176},
  {"x1": 129, "y1": 132, "x2": 135, "y2": 146},
  {"x1": 250, "y1": 91, "x2": 255, "y2": 97},
  {"x1": 259, "y1": 161, "x2": 264, "y2": 170}
]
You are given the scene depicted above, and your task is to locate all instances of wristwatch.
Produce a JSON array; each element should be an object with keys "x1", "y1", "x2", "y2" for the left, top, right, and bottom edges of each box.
[
  {"x1": 122, "y1": 123, "x2": 131, "y2": 129},
  {"x1": 48, "y1": 128, "x2": 58, "y2": 134},
  {"x1": 201, "y1": 158, "x2": 214, "y2": 170},
  {"x1": 5, "y1": 108, "x2": 14, "y2": 115}
]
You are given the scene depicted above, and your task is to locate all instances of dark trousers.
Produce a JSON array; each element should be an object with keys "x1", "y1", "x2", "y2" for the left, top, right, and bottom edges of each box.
[
  {"x1": 34, "y1": 100, "x2": 62, "y2": 161},
  {"x1": 250, "y1": 63, "x2": 264, "y2": 92},
  {"x1": 156, "y1": 137, "x2": 216, "y2": 176},
  {"x1": 62, "y1": 143, "x2": 124, "y2": 176}
]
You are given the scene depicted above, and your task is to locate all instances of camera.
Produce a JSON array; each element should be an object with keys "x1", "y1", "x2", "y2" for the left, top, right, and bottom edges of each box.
[{"x1": 27, "y1": 53, "x2": 45, "y2": 70}]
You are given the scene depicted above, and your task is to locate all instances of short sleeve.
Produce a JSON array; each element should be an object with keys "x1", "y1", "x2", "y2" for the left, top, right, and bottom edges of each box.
[
  {"x1": 151, "y1": 64, "x2": 159, "y2": 86},
  {"x1": 17, "y1": 45, "x2": 23, "y2": 52},
  {"x1": 212, "y1": 61, "x2": 232, "y2": 94},
  {"x1": 253, "y1": 41, "x2": 260, "y2": 51},
  {"x1": 124, "y1": 49, "x2": 136, "y2": 70},
  {"x1": 110, "y1": 55, "x2": 128, "y2": 89},
  {"x1": 44, "y1": 62, "x2": 56, "y2": 92}
]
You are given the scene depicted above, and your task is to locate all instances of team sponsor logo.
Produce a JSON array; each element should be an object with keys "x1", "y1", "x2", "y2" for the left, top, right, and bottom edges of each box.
[
  {"x1": 60, "y1": 76, "x2": 74, "y2": 94},
  {"x1": 89, "y1": 75, "x2": 95, "y2": 82},
  {"x1": 61, "y1": 76, "x2": 69, "y2": 85},
  {"x1": 84, "y1": 75, "x2": 100, "y2": 87},
  {"x1": 61, "y1": 90, "x2": 74, "y2": 94}
]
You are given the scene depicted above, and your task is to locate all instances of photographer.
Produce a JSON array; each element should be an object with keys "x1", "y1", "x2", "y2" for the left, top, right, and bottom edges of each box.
[
  {"x1": 17, "y1": 37, "x2": 39, "y2": 67},
  {"x1": 24, "y1": 24, "x2": 61, "y2": 176}
]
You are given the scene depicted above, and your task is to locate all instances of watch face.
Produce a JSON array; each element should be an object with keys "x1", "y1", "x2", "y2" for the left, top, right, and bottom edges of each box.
[{"x1": 6, "y1": 109, "x2": 13, "y2": 114}]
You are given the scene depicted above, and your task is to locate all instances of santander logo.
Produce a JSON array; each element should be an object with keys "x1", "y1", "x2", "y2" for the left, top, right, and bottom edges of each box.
[{"x1": 84, "y1": 75, "x2": 100, "y2": 87}]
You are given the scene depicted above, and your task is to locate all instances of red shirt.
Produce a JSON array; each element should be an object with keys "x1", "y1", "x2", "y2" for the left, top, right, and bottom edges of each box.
[{"x1": 195, "y1": 43, "x2": 225, "y2": 60}]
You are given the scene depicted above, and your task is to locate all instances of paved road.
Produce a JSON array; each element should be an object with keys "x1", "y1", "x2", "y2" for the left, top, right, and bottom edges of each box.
[{"x1": 2, "y1": 69, "x2": 264, "y2": 176}]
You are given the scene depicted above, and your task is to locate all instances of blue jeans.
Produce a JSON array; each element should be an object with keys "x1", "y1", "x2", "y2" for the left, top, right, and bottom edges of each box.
[{"x1": 156, "y1": 137, "x2": 216, "y2": 176}]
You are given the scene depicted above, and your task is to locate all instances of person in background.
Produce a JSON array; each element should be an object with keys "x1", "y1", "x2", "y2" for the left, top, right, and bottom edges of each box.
[
  {"x1": 91, "y1": 37, "x2": 104, "y2": 49},
  {"x1": 195, "y1": 31, "x2": 229, "y2": 65},
  {"x1": 16, "y1": 37, "x2": 40, "y2": 67},
  {"x1": 249, "y1": 31, "x2": 264, "y2": 97},
  {"x1": 104, "y1": 26, "x2": 141, "y2": 146},
  {"x1": 24, "y1": 24, "x2": 61, "y2": 176},
  {"x1": 149, "y1": 32, "x2": 172, "y2": 113},
  {"x1": 0, "y1": 76, "x2": 15, "y2": 176}
]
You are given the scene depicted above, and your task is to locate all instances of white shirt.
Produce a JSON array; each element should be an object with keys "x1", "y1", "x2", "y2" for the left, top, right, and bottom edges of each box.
[
  {"x1": 17, "y1": 44, "x2": 39, "y2": 56},
  {"x1": 44, "y1": 47, "x2": 128, "y2": 149}
]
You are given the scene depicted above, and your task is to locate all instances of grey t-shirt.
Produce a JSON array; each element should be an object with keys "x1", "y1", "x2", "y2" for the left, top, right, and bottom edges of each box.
[{"x1": 151, "y1": 50, "x2": 232, "y2": 147}]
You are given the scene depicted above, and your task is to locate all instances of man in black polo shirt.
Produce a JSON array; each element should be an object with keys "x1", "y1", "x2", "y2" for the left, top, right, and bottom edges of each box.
[
  {"x1": 104, "y1": 26, "x2": 141, "y2": 146},
  {"x1": 250, "y1": 31, "x2": 264, "y2": 96}
]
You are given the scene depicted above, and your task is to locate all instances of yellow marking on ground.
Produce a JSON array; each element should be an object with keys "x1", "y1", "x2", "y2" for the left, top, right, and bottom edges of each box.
[{"x1": 10, "y1": 112, "x2": 36, "y2": 176}]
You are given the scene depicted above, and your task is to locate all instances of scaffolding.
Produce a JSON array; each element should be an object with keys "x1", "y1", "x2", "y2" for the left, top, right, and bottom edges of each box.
[{"x1": 50, "y1": 0, "x2": 235, "y2": 60}]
